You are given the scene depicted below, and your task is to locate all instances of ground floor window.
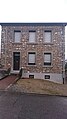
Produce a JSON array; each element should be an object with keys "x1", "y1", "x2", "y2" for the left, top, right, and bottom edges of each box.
[{"x1": 44, "y1": 53, "x2": 51, "y2": 65}]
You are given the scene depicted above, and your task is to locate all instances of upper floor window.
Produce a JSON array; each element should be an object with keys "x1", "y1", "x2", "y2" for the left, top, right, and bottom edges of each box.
[
  {"x1": 14, "y1": 31, "x2": 21, "y2": 42},
  {"x1": 44, "y1": 53, "x2": 51, "y2": 65},
  {"x1": 29, "y1": 31, "x2": 36, "y2": 43},
  {"x1": 28, "y1": 52, "x2": 36, "y2": 65},
  {"x1": 44, "y1": 31, "x2": 52, "y2": 43}
]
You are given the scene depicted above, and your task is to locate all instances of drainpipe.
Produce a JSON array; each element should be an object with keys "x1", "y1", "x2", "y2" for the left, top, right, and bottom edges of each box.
[{"x1": 62, "y1": 26, "x2": 65, "y2": 84}]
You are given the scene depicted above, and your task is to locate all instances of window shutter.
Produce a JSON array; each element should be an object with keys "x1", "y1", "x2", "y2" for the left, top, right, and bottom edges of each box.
[
  {"x1": 44, "y1": 54, "x2": 51, "y2": 62},
  {"x1": 28, "y1": 52, "x2": 36, "y2": 65},
  {"x1": 15, "y1": 31, "x2": 21, "y2": 42},
  {"x1": 44, "y1": 31, "x2": 51, "y2": 43},
  {"x1": 29, "y1": 32, "x2": 36, "y2": 43},
  {"x1": 44, "y1": 53, "x2": 51, "y2": 65}
]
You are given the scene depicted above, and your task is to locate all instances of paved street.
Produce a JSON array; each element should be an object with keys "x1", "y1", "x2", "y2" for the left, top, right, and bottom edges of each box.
[{"x1": 0, "y1": 92, "x2": 67, "y2": 119}]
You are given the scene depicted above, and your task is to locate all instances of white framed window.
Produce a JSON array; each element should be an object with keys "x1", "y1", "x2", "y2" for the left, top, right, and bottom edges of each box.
[
  {"x1": 29, "y1": 31, "x2": 36, "y2": 43},
  {"x1": 14, "y1": 31, "x2": 21, "y2": 42},
  {"x1": 44, "y1": 53, "x2": 51, "y2": 65},
  {"x1": 28, "y1": 52, "x2": 36, "y2": 65},
  {"x1": 44, "y1": 31, "x2": 52, "y2": 43}
]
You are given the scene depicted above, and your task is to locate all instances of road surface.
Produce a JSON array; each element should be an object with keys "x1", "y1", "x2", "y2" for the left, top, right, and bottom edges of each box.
[{"x1": 0, "y1": 92, "x2": 67, "y2": 119}]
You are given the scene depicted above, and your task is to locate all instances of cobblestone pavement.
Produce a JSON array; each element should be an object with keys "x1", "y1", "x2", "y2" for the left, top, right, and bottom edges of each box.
[
  {"x1": 0, "y1": 75, "x2": 17, "y2": 90},
  {"x1": 0, "y1": 92, "x2": 67, "y2": 119}
]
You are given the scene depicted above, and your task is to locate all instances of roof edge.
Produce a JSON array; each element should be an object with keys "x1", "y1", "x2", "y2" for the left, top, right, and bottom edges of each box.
[{"x1": 0, "y1": 22, "x2": 67, "y2": 26}]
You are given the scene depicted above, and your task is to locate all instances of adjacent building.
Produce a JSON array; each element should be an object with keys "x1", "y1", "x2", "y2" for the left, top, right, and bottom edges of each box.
[{"x1": 0, "y1": 23, "x2": 66, "y2": 83}]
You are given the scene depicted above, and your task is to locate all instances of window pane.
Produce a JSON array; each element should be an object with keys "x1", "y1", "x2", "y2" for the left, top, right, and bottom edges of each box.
[
  {"x1": 15, "y1": 31, "x2": 21, "y2": 42},
  {"x1": 44, "y1": 31, "x2": 51, "y2": 43},
  {"x1": 29, "y1": 32, "x2": 36, "y2": 42}
]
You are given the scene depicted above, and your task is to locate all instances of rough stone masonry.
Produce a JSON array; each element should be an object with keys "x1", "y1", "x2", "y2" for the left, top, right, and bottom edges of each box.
[{"x1": 0, "y1": 23, "x2": 66, "y2": 83}]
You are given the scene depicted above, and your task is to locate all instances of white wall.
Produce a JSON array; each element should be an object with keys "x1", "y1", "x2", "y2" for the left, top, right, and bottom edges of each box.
[{"x1": 22, "y1": 72, "x2": 63, "y2": 84}]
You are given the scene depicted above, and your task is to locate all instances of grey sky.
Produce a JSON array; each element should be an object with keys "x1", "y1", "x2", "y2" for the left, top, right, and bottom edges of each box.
[{"x1": 0, "y1": 0, "x2": 67, "y2": 58}]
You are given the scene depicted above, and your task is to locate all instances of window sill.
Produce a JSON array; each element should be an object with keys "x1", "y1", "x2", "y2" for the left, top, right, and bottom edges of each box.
[
  {"x1": 27, "y1": 42, "x2": 38, "y2": 45},
  {"x1": 43, "y1": 65, "x2": 53, "y2": 68},
  {"x1": 43, "y1": 42, "x2": 53, "y2": 45},
  {"x1": 12, "y1": 42, "x2": 22, "y2": 44},
  {"x1": 27, "y1": 65, "x2": 37, "y2": 67}
]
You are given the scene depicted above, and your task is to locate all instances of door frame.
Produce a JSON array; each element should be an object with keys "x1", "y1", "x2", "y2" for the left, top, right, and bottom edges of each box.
[{"x1": 12, "y1": 51, "x2": 21, "y2": 72}]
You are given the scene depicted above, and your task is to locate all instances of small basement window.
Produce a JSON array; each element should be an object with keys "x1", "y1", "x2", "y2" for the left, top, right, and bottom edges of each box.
[
  {"x1": 45, "y1": 75, "x2": 50, "y2": 79},
  {"x1": 29, "y1": 75, "x2": 34, "y2": 78}
]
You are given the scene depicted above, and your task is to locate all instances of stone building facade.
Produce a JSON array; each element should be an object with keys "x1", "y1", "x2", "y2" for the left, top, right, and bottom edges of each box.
[{"x1": 0, "y1": 23, "x2": 66, "y2": 83}]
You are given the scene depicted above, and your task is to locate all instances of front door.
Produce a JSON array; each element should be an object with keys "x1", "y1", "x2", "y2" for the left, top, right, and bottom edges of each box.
[{"x1": 13, "y1": 52, "x2": 20, "y2": 70}]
